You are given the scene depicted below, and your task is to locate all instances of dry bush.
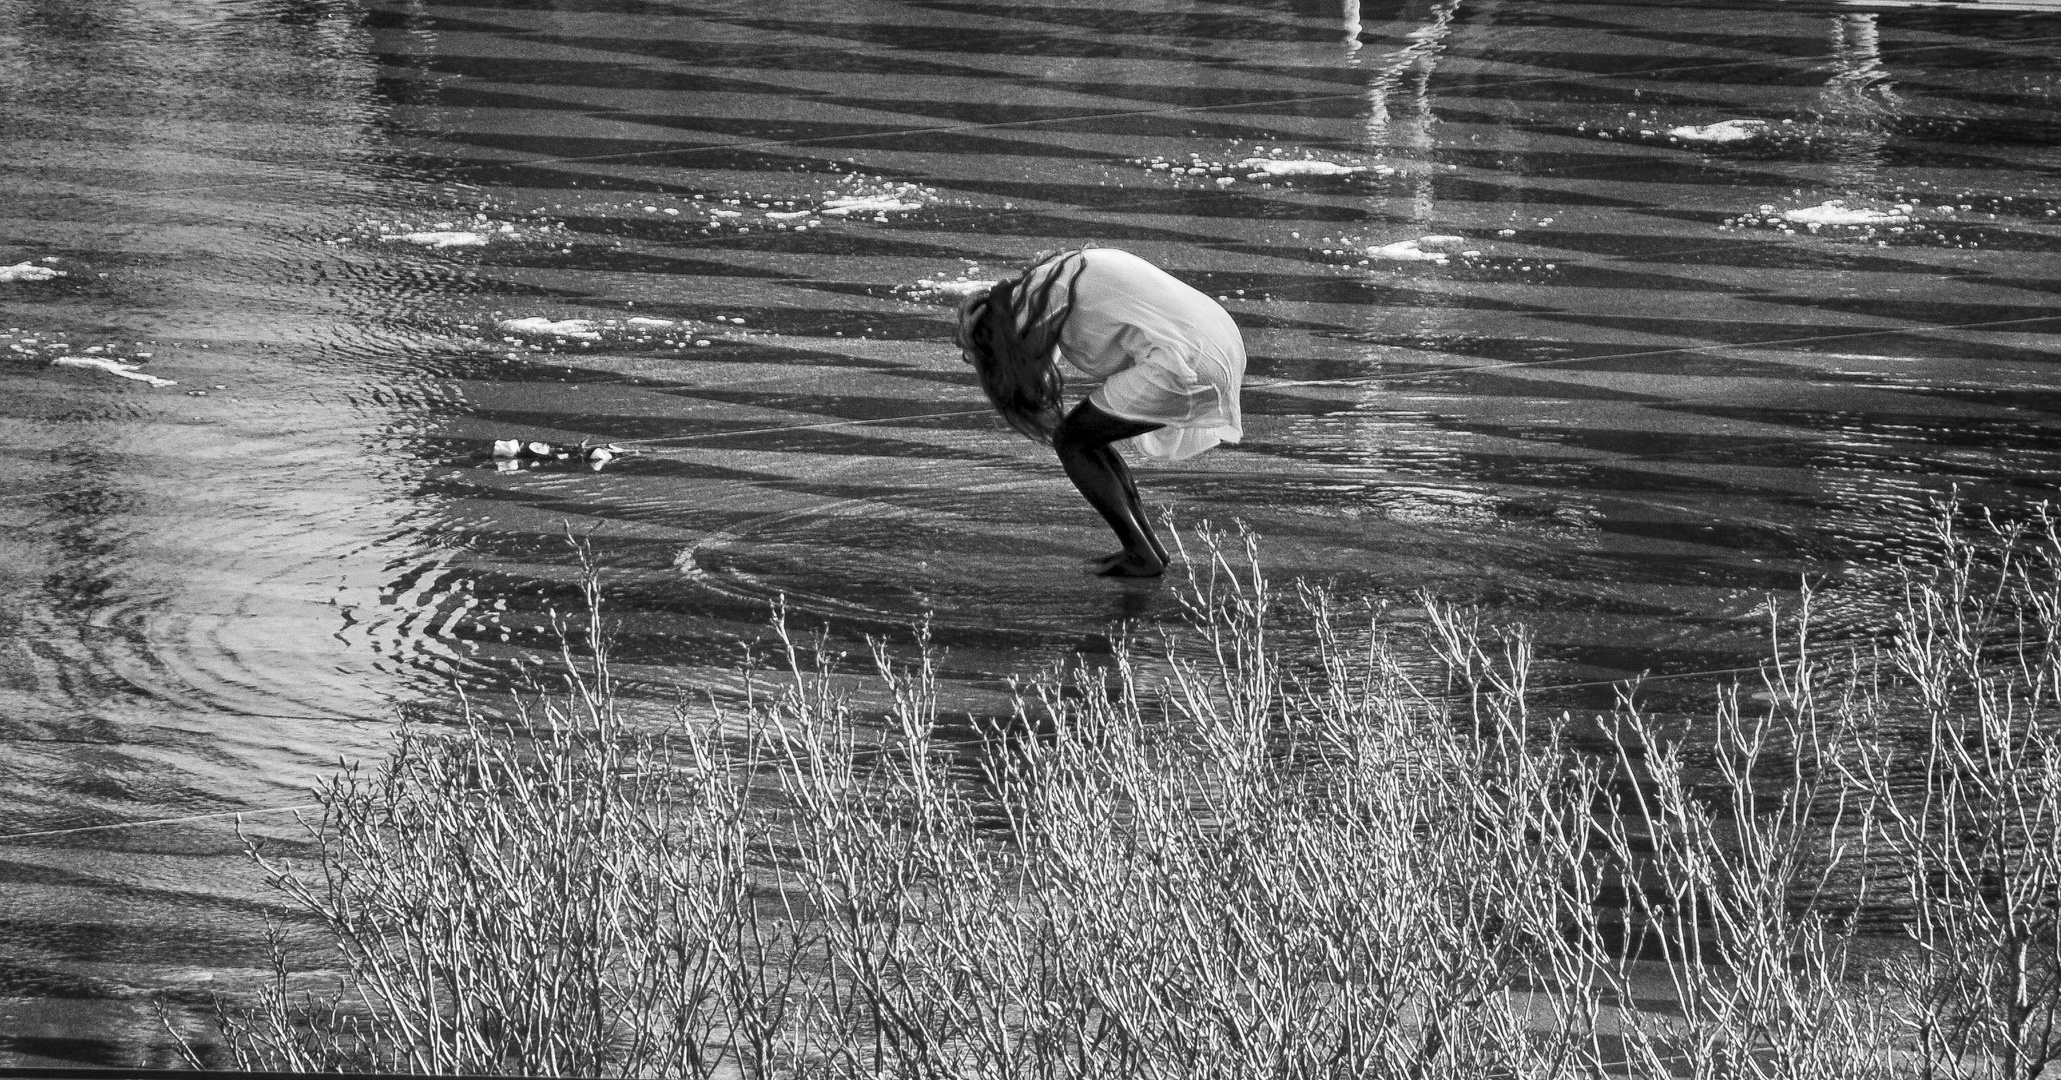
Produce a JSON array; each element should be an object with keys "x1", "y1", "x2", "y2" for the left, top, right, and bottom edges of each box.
[{"x1": 182, "y1": 511, "x2": 2061, "y2": 1079}]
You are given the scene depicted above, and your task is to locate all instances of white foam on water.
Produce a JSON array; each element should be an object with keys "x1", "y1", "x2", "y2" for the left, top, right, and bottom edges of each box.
[
  {"x1": 383, "y1": 231, "x2": 490, "y2": 247},
  {"x1": 1129, "y1": 150, "x2": 1392, "y2": 186},
  {"x1": 51, "y1": 355, "x2": 175, "y2": 387},
  {"x1": 0, "y1": 261, "x2": 65, "y2": 283},
  {"x1": 1667, "y1": 119, "x2": 1769, "y2": 143},
  {"x1": 822, "y1": 195, "x2": 924, "y2": 216},
  {"x1": 1370, "y1": 241, "x2": 1445, "y2": 262},
  {"x1": 1237, "y1": 158, "x2": 1370, "y2": 177},
  {"x1": 497, "y1": 317, "x2": 602, "y2": 340},
  {"x1": 1369, "y1": 235, "x2": 1468, "y2": 262},
  {"x1": 1782, "y1": 200, "x2": 1909, "y2": 226},
  {"x1": 912, "y1": 278, "x2": 996, "y2": 298}
]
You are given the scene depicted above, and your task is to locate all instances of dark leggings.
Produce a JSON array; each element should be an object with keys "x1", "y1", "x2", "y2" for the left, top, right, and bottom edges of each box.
[{"x1": 1053, "y1": 399, "x2": 1168, "y2": 564}]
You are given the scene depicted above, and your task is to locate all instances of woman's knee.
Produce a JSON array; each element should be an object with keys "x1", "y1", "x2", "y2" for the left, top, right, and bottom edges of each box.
[
  {"x1": 1052, "y1": 405, "x2": 1102, "y2": 455},
  {"x1": 1057, "y1": 400, "x2": 1156, "y2": 453}
]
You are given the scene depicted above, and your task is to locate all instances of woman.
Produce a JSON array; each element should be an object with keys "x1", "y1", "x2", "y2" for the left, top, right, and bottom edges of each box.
[{"x1": 956, "y1": 247, "x2": 1246, "y2": 577}]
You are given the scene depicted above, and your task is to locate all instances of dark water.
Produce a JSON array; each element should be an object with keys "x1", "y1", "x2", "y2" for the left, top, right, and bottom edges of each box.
[{"x1": 2, "y1": 0, "x2": 2058, "y2": 1065}]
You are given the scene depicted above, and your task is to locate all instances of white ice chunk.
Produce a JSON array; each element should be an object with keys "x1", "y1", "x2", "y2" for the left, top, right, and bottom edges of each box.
[
  {"x1": 497, "y1": 317, "x2": 602, "y2": 340},
  {"x1": 52, "y1": 355, "x2": 175, "y2": 387},
  {"x1": 1236, "y1": 158, "x2": 1367, "y2": 177},
  {"x1": 1369, "y1": 239, "x2": 1450, "y2": 262},
  {"x1": 383, "y1": 231, "x2": 490, "y2": 247},
  {"x1": 821, "y1": 195, "x2": 924, "y2": 216},
  {"x1": 764, "y1": 210, "x2": 811, "y2": 220},
  {"x1": 913, "y1": 278, "x2": 996, "y2": 298},
  {"x1": 1667, "y1": 119, "x2": 1769, "y2": 143},
  {"x1": 626, "y1": 317, "x2": 676, "y2": 328},
  {"x1": 0, "y1": 261, "x2": 65, "y2": 282},
  {"x1": 1781, "y1": 200, "x2": 1908, "y2": 226}
]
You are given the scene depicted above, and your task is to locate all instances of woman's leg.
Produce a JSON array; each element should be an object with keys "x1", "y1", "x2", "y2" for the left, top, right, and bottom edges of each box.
[{"x1": 1053, "y1": 400, "x2": 1168, "y2": 577}]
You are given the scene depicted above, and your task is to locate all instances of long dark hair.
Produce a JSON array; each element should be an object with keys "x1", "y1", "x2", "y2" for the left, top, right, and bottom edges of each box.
[{"x1": 957, "y1": 249, "x2": 1089, "y2": 444}]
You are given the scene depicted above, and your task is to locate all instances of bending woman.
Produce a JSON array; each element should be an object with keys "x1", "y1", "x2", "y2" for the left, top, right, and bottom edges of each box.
[{"x1": 956, "y1": 247, "x2": 1246, "y2": 577}]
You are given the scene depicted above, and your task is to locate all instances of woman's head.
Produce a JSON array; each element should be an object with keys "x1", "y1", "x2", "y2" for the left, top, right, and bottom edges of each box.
[
  {"x1": 954, "y1": 282, "x2": 1001, "y2": 366},
  {"x1": 955, "y1": 251, "x2": 1087, "y2": 444}
]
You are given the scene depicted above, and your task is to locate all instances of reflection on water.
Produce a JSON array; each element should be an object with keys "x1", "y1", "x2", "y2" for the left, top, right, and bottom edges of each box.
[{"x1": 3, "y1": 0, "x2": 2060, "y2": 1065}]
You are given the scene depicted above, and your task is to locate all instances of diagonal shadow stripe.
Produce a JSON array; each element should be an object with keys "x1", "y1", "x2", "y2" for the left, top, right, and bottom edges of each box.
[
  {"x1": 905, "y1": 2, "x2": 1373, "y2": 43},
  {"x1": 705, "y1": 14, "x2": 1222, "y2": 62}
]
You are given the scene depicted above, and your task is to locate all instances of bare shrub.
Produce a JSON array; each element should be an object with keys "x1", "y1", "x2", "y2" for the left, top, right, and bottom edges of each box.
[
  {"x1": 1846, "y1": 506, "x2": 2061, "y2": 1080},
  {"x1": 192, "y1": 569, "x2": 784, "y2": 1076},
  {"x1": 184, "y1": 512, "x2": 2061, "y2": 1080}
]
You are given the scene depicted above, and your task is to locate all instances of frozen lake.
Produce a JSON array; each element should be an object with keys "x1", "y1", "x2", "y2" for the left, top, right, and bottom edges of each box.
[{"x1": 1, "y1": 0, "x2": 2057, "y2": 1065}]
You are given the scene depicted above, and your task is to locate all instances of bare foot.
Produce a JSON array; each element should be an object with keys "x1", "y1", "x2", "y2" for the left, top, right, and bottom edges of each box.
[
  {"x1": 1089, "y1": 544, "x2": 1171, "y2": 574},
  {"x1": 1091, "y1": 551, "x2": 1165, "y2": 578}
]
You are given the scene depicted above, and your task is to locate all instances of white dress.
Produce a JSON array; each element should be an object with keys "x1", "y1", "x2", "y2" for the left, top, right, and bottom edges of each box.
[{"x1": 1026, "y1": 248, "x2": 1246, "y2": 462}]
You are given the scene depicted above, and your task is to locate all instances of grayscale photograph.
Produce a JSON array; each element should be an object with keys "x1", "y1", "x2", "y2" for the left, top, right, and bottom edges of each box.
[{"x1": 2, "y1": 0, "x2": 2058, "y2": 1075}]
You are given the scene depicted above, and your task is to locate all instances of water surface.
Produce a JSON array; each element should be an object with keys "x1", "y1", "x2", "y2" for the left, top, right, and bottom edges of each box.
[{"x1": 2, "y1": 0, "x2": 2058, "y2": 1065}]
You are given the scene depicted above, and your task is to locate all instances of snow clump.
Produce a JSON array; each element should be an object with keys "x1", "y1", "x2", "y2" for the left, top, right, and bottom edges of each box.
[
  {"x1": 0, "y1": 261, "x2": 65, "y2": 283},
  {"x1": 911, "y1": 278, "x2": 995, "y2": 299},
  {"x1": 1667, "y1": 119, "x2": 1769, "y2": 143},
  {"x1": 822, "y1": 194, "x2": 924, "y2": 216},
  {"x1": 1238, "y1": 158, "x2": 1380, "y2": 178},
  {"x1": 1782, "y1": 201, "x2": 1909, "y2": 226},
  {"x1": 384, "y1": 231, "x2": 491, "y2": 248},
  {"x1": 1369, "y1": 235, "x2": 1469, "y2": 263},
  {"x1": 497, "y1": 317, "x2": 602, "y2": 340}
]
